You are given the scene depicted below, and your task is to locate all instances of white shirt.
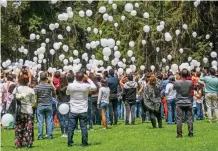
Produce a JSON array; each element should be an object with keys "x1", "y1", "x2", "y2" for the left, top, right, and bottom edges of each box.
[
  {"x1": 97, "y1": 86, "x2": 110, "y2": 105},
  {"x1": 12, "y1": 86, "x2": 35, "y2": 114},
  {"x1": 66, "y1": 79, "x2": 97, "y2": 114},
  {"x1": 165, "y1": 83, "x2": 177, "y2": 100}
]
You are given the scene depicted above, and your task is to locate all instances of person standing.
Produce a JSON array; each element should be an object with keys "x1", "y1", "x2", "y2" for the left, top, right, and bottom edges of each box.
[
  {"x1": 200, "y1": 68, "x2": 218, "y2": 123},
  {"x1": 107, "y1": 69, "x2": 119, "y2": 125},
  {"x1": 143, "y1": 76, "x2": 162, "y2": 128},
  {"x1": 66, "y1": 72, "x2": 96, "y2": 147},
  {"x1": 165, "y1": 76, "x2": 177, "y2": 124},
  {"x1": 13, "y1": 71, "x2": 35, "y2": 148},
  {"x1": 174, "y1": 69, "x2": 193, "y2": 138},
  {"x1": 34, "y1": 72, "x2": 56, "y2": 140},
  {"x1": 123, "y1": 74, "x2": 138, "y2": 125},
  {"x1": 56, "y1": 74, "x2": 70, "y2": 137},
  {"x1": 97, "y1": 79, "x2": 110, "y2": 129}
]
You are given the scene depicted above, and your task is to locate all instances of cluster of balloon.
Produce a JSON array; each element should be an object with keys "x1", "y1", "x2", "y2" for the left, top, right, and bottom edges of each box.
[{"x1": 0, "y1": 0, "x2": 7, "y2": 7}]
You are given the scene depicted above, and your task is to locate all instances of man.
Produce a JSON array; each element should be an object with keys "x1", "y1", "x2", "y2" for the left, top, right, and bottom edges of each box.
[
  {"x1": 34, "y1": 72, "x2": 56, "y2": 140},
  {"x1": 107, "y1": 69, "x2": 119, "y2": 125},
  {"x1": 66, "y1": 72, "x2": 96, "y2": 147},
  {"x1": 173, "y1": 69, "x2": 193, "y2": 138},
  {"x1": 200, "y1": 68, "x2": 218, "y2": 123}
]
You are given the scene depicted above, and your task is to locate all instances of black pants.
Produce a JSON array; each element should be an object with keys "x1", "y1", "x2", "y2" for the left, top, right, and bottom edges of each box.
[
  {"x1": 125, "y1": 102, "x2": 135, "y2": 124},
  {"x1": 149, "y1": 106, "x2": 162, "y2": 128},
  {"x1": 141, "y1": 100, "x2": 150, "y2": 122},
  {"x1": 109, "y1": 98, "x2": 118, "y2": 125},
  {"x1": 68, "y1": 112, "x2": 88, "y2": 146},
  {"x1": 176, "y1": 104, "x2": 193, "y2": 137}
]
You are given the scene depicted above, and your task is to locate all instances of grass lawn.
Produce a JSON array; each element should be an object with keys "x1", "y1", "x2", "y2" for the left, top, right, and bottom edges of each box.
[{"x1": 1, "y1": 119, "x2": 218, "y2": 151}]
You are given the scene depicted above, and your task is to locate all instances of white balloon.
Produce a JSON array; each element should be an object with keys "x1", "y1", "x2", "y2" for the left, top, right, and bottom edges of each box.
[
  {"x1": 156, "y1": 47, "x2": 160, "y2": 52},
  {"x1": 50, "y1": 49, "x2": 55, "y2": 55},
  {"x1": 143, "y1": 12, "x2": 149, "y2": 19},
  {"x1": 79, "y1": 10, "x2": 85, "y2": 17},
  {"x1": 99, "y1": 30, "x2": 102, "y2": 35},
  {"x1": 118, "y1": 61, "x2": 123, "y2": 67},
  {"x1": 130, "y1": 10, "x2": 137, "y2": 16},
  {"x1": 206, "y1": 34, "x2": 210, "y2": 39},
  {"x1": 43, "y1": 59, "x2": 47, "y2": 64},
  {"x1": 55, "y1": 23, "x2": 59, "y2": 28},
  {"x1": 143, "y1": 25, "x2": 150, "y2": 33},
  {"x1": 103, "y1": 47, "x2": 112, "y2": 56},
  {"x1": 188, "y1": 57, "x2": 192, "y2": 62},
  {"x1": 59, "y1": 54, "x2": 65, "y2": 61},
  {"x1": 38, "y1": 54, "x2": 44, "y2": 60},
  {"x1": 114, "y1": 22, "x2": 118, "y2": 28},
  {"x1": 51, "y1": 0, "x2": 57, "y2": 4},
  {"x1": 118, "y1": 68, "x2": 124, "y2": 74},
  {"x1": 107, "y1": 38, "x2": 116, "y2": 48},
  {"x1": 73, "y1": 50, "x2": 79, "y2": 56},
  {"x1": 87, "y1": 0, "x2": 93, "y2": 4},
  {"x1": 196, "y1": 67, "x2": 200, "y2": 72},
  {"x1": 162, "y1": 58, "x2": 166, "y2": 63},
  {"x1": 140, "y1": 65, "x2": 145, "y2": 71},
  {"x1": 167, "y1": 54, "x2": 172, "y2": 60},
  {"x1": 30, "y1": 33, "x2": 36, "y2": 40},
  {"x1": 209, "y1": 42, "x2": 213, "y2": 47},
  {"x1": 90, "y1": 41, "x2": 97, "y2": 49},
  {"x1": 114, "y1": 46, "x2": 118, "y2": 51},
  {"x1": 194, "y1": 1, "x2": 199, "y2": 7},
  {"x1": 179, "y1": 48, "x2": 184, "y2": 54},
  {"x1": 131, "y1": 57, "x2": 135, "y2": 62},
  {"x1": 66, "y1": 7, "x2": 72, "y2": 13},
  {"x1": 135, "y1": 3, "x2": 139, "y2": 8},
  {"x1": 87, "y1": 27, "x2": 91, "y2": 32},
  {"x1": 58, "y1": 103, "x2": 69, "y2": 114},
  {"x1": 0, "y1": 0, "x2": 7, "y2": 7},
  {"x1": 103, "y1": 13, "x2": 109, "y2": 21},
  {"x1": 171, "y1": 64, "x2": 178, "y2": 73},
  {"x1": 69, "y1": 57, "x2": 74, "y2": 63},
  {"x1": 68, "y1": 11, "x2": 74, "y2": 18},
  {"x1": 36, "y1": 35, "x2": 40, "y2": 40},
  {"x1": 150, "y1": 65, "x2": 155, "y2": 71},
  {"x1": 192, "y1": 32, "x2": 197, "y2": 38},
  {"x1": 1, "y1": 114, "x2": 14, "y2": 126},
  {"x1": 23, "y1": 49, "x2": 28, "y2": 55},
  {"x1": 108, "y1": 16, "x2": 113, "y2": 22},
  {"x1": 203, "y1": 57, "x2": 208, "y2": 64},
  {"x1": 127, "y1": 50, "x2": 133, "y2": 57},
  {"x1": 108, "y1": 0, "x2": 113, "y2": 4},
  {"x1": 86, "y1": 43, "x2": 91, "y2": 49},
  {"x1": 86, "y1": 9, "x2": 93, "y2": 17},
  {"x1": 62, "y1": 45, "x2": 69, "y2": 52},
  {"x1": 45, "y1": 38, "x2": 50, "y2": 43},
  {"x1": 53, "y1": 42, "x2": 60, "y2": 50},
  {"x1": 182, "y1": 24, "x2": 188, "y2": 29},
  {"x1": 129, "y1": 41, "x2": 135, "y2": 47},
  {"x1": 103, "y1": 56, "x2": 109, "y2": 61},
  {"x1": 121, "y1": 15, "x2": 126, "y2": 21},
  {"x1": 93, "y1": 28, "x2": 98, "y2": 34},
  {"x1": 99, "y1": 6, "x2": 106, "y2": 14},
  {"x1": 126, "y1": 68, "x2": 132, "y2": 74},
  {"x1": 116, "y1": 40, "x2": 121, "y2": 46},
  {"x1": 49, "y1": 24, "x2": 55, "y2": 31},
  {"x1": 58, "y1": 34, "x2": 63, "y2": 40},
  {"x1": 122, "y1": 58, "x2": 126, "y2": 63},
  {"x1": 66, "y1": 26, "x2": 71, "y2": 32},
  {"x1": 142, "y1": 40, "x2": 146, "y2": 45},
  {"x1": 165, "y1": 65, "x2": 169, "y2": 71},
  {"x1": 33, "y1": 57, "x2": 38, "y2": 62},
  {"x1": 175, "y1": 29, "x2": 181, "y2": 36},
  {"x1": 114, "y1": 51, "x2": 121, "y2": 58},
  {"x1": 125, "y1": 3, "x2": 133, "y2": 12},
  {"x1": 212, "y1": 66, "x2": 217, "y2": 71},
  {"x1": 211, "y1": 51, "x2": 217, "y2": 58},
  {"x1": 112, "y1": 3, "x2": 117, "y2": 9},
  {"x1": 63, "y1": 59, "x2": 68, "y2": 65},
  {"x1": 41, "y1": 29, "x2": 46, "y2": 35},
  {"x1": 211, "y1": 60, "x2": 217, "y2": 67},
  {"x1": 34, "y1": 51, "x2": 38, "y2": 56}
]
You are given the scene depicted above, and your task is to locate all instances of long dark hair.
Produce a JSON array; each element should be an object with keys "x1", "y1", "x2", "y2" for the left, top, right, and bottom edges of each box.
[{"x1": 59, "y1": 74, "x2": 68, "y2": 88}]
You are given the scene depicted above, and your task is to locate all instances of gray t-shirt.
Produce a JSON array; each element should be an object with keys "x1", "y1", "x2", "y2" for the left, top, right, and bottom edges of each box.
[
  {"x1": 173, "y1": 80, "x2": 192, "y2": 105},
  {"x1": 34, "y1": 83, "x2": 54, "y2": 106}
]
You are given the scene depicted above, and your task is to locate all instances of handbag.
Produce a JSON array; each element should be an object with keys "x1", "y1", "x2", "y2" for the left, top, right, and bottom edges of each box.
[{"x1": 7, "y1": 87, "x2": 21, "y2": 121}]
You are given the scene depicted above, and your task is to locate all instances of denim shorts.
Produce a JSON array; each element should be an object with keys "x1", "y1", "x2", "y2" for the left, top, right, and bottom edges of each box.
[{"x1": 100, "y1": 102, "x2": 109, "y2": 110}]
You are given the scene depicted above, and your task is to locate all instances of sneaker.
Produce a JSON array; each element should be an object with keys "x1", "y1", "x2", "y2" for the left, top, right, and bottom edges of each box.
[
  {"x1": 188, "y1": 134, "x2": 194, "y2": 137},
  {"x1": 176, "y1": 135, "x2": 182, "y2": 138},
  {"x1": 208, "y1": 120, "x2": 212, "y2": 123},
  {"x1": 64, "y1": 134, "x2": 68, "y2": 138},
  {"x1": 103, "y1": 128, "x2": 107, "y2": 130},
  {"x1": 61, "y1": 134, "x2": 65, "y2": 137}
]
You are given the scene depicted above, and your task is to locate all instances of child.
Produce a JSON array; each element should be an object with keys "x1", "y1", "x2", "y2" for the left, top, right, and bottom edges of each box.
[
  {"x1": 195, "y1": 84, "x2": 204, "y2": 120},
  {"x1": 97, "y1": 79, "x2": 110, "y2": 129}
]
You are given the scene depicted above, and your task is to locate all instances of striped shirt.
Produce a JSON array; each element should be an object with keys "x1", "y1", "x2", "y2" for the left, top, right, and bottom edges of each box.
[{"x1": 34, "y1": 83, "x2": 54, "y2": 106}]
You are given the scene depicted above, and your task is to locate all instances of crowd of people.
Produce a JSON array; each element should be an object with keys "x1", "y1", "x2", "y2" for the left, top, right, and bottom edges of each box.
[{"x1": 1, "y1": 66, "x2": 218, "y2": 148}]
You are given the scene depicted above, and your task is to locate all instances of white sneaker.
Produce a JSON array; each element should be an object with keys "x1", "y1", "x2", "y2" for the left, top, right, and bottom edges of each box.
[
  {"x1": 61, "y1": 134, "x2": 65, "y2": 137},
  {"x1": 64, "y1": 134, "x2": 68, "y2": 138}
]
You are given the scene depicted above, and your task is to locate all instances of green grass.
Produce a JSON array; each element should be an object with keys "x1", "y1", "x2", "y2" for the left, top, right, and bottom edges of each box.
[{"x1": 1, "y1": 119, "x2": 218, "y2": 151}]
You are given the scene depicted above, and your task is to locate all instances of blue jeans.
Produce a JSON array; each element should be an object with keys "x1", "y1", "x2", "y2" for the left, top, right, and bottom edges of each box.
[
  {"x1": 88, "y1": 97, "x2": 93, "y2": 129},
  {"x1": 117, "y1": 99, "x2": 123, "y2": 119},
  {"x1": 57, "y1": 103, "x2": 69, "y2": 134},
  {"x1": 196, "y1": 102, "x2": 203, "y2": 120},
  {"x1": 68, "y1": 112, "x2": 88, "y2": 146},
  {"x1": 167, "y1": 98, "x2": 177, "y2": 124},
  {"x1": 192, "y1": 107, "x2": 197, "y2": 121},
  {"x1": 101, "y1": 102, "x2": 109, "y2": 110},
  {"x1": 106, "y1": 107, "x2": 111, "y2": 124},
  {"x1": 135, "y1": 101, "x2": 142, "y2": 118},
  {"x1": 37, "y1": 105, "x2": 53, "y2": 139}
]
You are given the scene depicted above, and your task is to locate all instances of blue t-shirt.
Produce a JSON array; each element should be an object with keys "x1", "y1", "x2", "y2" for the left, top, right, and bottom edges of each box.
[{"x1": 107, "y1": 76, "x2": 119, "y2": 94}]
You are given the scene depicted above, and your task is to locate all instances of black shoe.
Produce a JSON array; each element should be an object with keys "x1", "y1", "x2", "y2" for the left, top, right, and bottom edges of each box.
[
  {"x1": 82, "y1": 143, "x2": 89, "y2": 147},
  {"x1": 125, "y1": 122, "x2": 129, "y2": 125},
  {"x1": 188, "y1": 134, "x2": 193, "y2": 137},
  {"x1": 176, "y1": 135, "x2": 182, "y2": 138},
  {"x1": 68, "y1": 143, "x2": 74, "y2": 147}
]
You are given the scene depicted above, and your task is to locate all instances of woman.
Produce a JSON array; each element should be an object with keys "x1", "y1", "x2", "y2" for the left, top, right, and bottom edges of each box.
[
  {"x1": 165, "y1": 76, "x2": 177, "y2": 124},
  {"x1": 13, "y1": 70, "x2": 35, "y2": 148},
  {"x1": 56, "y1": 74, "x2": 70, "y2": 137},
  {"x1": 143, "y1": 76, "x2": 162, "y2": 128}
]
